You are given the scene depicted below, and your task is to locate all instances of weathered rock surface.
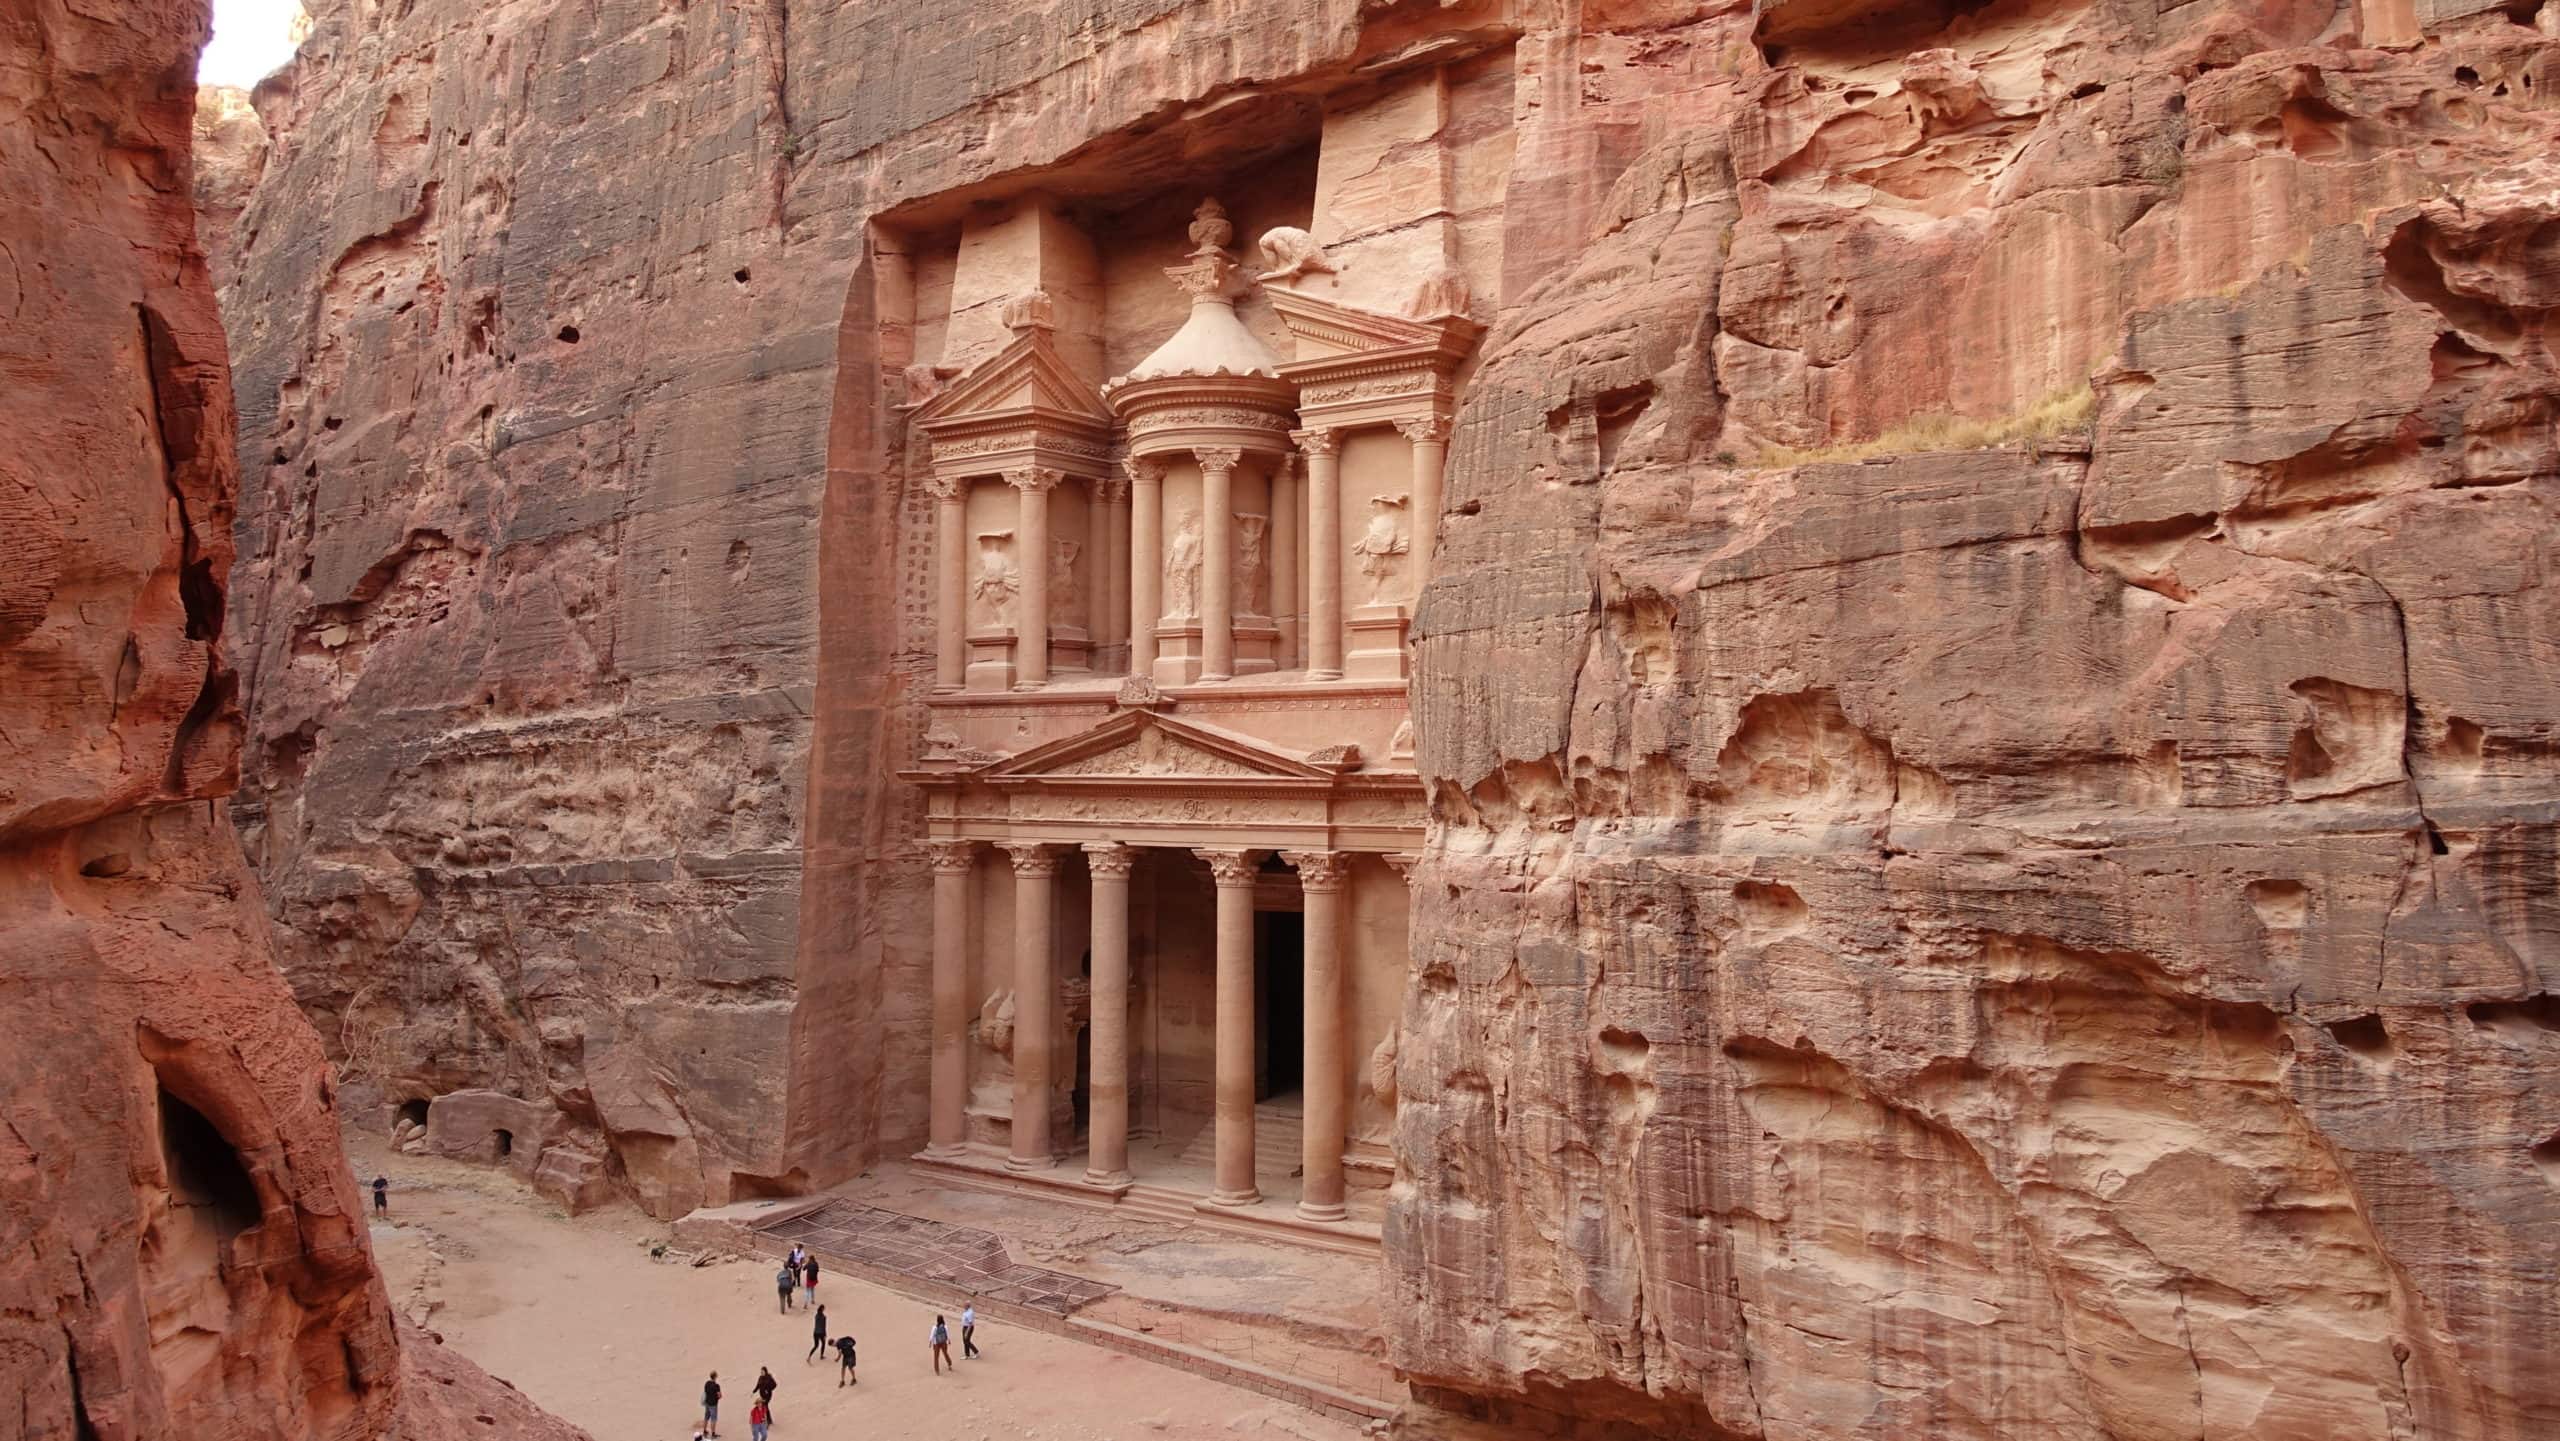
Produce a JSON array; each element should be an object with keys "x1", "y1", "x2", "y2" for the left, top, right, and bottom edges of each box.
[
  {"x1": 1397, "y1": 7, "x2": 2560, "y2": 1441},
  {"x1": 210, "y1": 0, "x2": 2557, "y2": 1435},
  {"x1": 0, "y1": 4, "x2": 588, "y2": 1438}
]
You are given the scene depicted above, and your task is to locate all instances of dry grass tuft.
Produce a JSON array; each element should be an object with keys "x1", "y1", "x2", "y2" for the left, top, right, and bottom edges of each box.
[{"x1": 1751, "y1": 384, "x2": 2095, "y2": 469}]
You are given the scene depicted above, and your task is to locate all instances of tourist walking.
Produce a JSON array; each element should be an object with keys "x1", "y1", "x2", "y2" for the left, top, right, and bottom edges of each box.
[
  {"x1": 774, "y1": 1262, "x2": 796, "y2": 1313},
  {"x1": 801, "y1": 1253, "x2": 820, "y2": 1309},
  {"x1": 960, "y1": 1301, "x2": 980, "y2": 1359},
  {"x1": 748, "y1": 1400, "x2": 770, "y2": 1441},
  {"x1": 752, "y1": 1367, "x2": 778, "y2": 1424},
  {"x1": 930, "y1": 1314, "x2": 953, "y2": 1374},
  {"x1": 833, "y1": 1333, "x2": 857, "y2": 1387},
  {"x1": 787, "y1": 1243, "x2": 807, "y2": 1276},
  {"x1": 700, "y1": 1372, "x2": 722, "y2": 1437},
  {"x1": 371, "y1": 1175, "x2": 388, "y2": 1215},
  {"x1": 806, "y1": 1304, "x2": 829, "y2": 1363}
]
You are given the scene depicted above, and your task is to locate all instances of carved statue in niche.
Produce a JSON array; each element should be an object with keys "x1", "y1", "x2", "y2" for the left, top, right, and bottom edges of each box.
[
  {"x1": 1351, "y1": 494, "x2": 1410, "y2": 605},
  {"x1": 1236, "y1": 513, "x2": 1269, "y2": 617},
  {"x1": 1257, "y1": 227, "x2": 1337, "y2": 283},
  {"x1": 1049, "y1": 537, "x2": 1080, "y2": 618},
  {"x1": 1163, "y1": 510, "x2": 1204, "y2": 620},
  {"x1": 970, "y1": 531, "x2": 1018, "y2": 630},
  {"x1": 1353, "y1": 1030, "x2": 1399, "y2": 1143}
]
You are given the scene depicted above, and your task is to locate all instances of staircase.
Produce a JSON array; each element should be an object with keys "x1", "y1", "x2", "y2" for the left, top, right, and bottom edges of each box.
[{"x1": 1173, "y1": 1093, "x2": 1305, "y2": 1175}]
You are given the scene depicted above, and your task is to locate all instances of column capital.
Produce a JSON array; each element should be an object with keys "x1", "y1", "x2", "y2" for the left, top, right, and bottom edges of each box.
[
  {"x1": 1094, "y1": 471, "x2": 1130, "y2": 504},
  {"x1": 1002, "y1": 841, "x2": 1062, "y2": 876},
  {"x1": 1003, "y1": 466, "x2": 1066, "y2": 493},
  {"x1": 925, "y1": 471, "x2": 964, "y2": 501},
  {"x1": 1193, "y1": 446, "x2": 1244, "y2": 476},
  {"x1": 1280, "y1": 850, "x2": 1348, "y2": 891},
  {"x1": 922, "y1": 839, "x2": 977, "y2": 874},
  {"x1": 1289, "y1": 427, "x2": 1339, "y2": 457},
  {"x1": 1081, "y1": 841, "x2": 1137, "y2": 879},
  {"x1": 1393, "y1": 415, "x2": 1452, "y2": 445},
  {"x1": 1193, "y1": 847, "x2": 1267, "y2": 886},
  {"x1": 1382, "y1": 851, "x2": 1420, "y2": 881},
  {"x1": 1122, "y1": 454, "x2": 1166, "y2": 488}
]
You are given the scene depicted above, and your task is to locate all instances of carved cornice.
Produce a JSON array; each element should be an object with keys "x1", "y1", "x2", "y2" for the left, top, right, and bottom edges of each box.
[
  {"x1": 1081, "y1": 841, "x2": 1136, "y2": 879},
  {"x1": 1002, "y1": 841, "x2": 1061, "y2": 876},
  {"x1": 1281, "y1": 850, "x2": 1348, "y2": 889},
  {"x1": 1195, "y1": 847, "x2": 1268, "y2": 886},
  {"x1": 923, "y1": 839, "x2": 977, "y2": 874}
]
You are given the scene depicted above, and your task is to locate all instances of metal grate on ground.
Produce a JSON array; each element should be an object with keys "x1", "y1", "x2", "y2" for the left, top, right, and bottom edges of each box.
[{"x1": 755, "y1": 1201, "x2": 1118, "y2": 1318}]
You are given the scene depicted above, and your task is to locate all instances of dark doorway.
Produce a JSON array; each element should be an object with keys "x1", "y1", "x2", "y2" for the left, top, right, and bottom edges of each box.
[
  {"x1": 1072, "y1": 948, "x2": 1093, "y2": 1137},
  {"x1": 1256, "y1": 911, "x2": 1304, "y2": 1100},
  {"x1": 493, "y1": 1128, "x2": 513, "y2": 1160}
]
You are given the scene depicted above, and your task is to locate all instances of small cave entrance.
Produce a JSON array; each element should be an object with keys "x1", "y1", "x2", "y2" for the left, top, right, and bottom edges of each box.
[
  {"x1": 397, "y1": 1097, "x2": 429, "y2": 1129},
  {"x1": 159, "y1": 1088, "x2": 263, "y2": 1240},
  {"x1": 493, "y1": 1128, "x2": 514, "y2": 1161}
]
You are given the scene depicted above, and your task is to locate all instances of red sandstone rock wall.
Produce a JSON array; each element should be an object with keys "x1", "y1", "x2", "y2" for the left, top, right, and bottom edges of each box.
[
  {"x1": 1396, "y1": 5, "x2": 2560, "y2": 1440},
  {"x1": 213, "y1": 0, "x2": 2558, "y2": 1433},
  {"x1": 1, "y1": 5, "x2": 588, "y2": 1437}
]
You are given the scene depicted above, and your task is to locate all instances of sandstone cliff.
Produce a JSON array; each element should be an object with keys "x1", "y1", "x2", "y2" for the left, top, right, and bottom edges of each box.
[
  {"x1": 213, "y1": 0, "x2": 2556, "y2": 1435},
  {"x1": 1, "y1": 4, "x2": 586, "y2": 1437}
]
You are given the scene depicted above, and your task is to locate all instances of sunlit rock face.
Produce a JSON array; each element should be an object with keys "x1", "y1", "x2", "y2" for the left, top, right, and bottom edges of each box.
[
  {"x1": 206, "y1": 0, "x2": 2557, "y2": 1433},
  {"x1": 1, "y1": 5, "x2": 587, "y2": 1438}
]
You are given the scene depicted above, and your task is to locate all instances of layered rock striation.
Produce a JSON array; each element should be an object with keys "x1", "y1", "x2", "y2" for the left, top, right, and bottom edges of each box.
[
  {"x1": 210, "y1": 0, "x2": 2557, "y2": 1435},
  {"x1": 1, "y1": 4, "x2": 587, "y2": 1437}
]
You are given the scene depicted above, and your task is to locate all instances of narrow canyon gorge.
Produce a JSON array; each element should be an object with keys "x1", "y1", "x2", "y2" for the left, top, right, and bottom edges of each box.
[{"x1": 2, "y1": 0, "x2": 2551, "y2": 1436}]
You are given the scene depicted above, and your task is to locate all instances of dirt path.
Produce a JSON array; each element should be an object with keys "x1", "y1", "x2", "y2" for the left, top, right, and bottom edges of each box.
[{"x1": 355, "y1": 1146, "x2": 1363, "y2": 1441}]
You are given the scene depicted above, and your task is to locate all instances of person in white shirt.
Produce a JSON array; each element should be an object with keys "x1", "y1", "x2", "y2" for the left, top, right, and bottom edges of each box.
[{"x1": 960, "y1": 1302, "x2": 980, "y2": 1359}]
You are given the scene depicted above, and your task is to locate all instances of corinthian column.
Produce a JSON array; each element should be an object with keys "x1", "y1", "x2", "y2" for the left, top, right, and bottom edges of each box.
[
  {"x1": 1196, "y1": 447, "x2": 1241, "y2": 682},
  {"x1": 1099, "y1": 471, "x2": 1130, "y2": 662},
  {"x1": 1127, "y1": 458, "x2": 1164, "y2": 679},
  {"x1": 931, "y1": 475, "x2": 966, "y2": 692},
  {"x1": 1003, "y1": 841, "x2": 1059, "y2": 1169},
  {"x1": 1292, "y1": 429, "x2": 1342, "y2": 679},
  {"x1": 1196, "y1": 846, "x2": 1266, "y2": 1205},
  {"x1": 1281, "y1": 850, "x2": 1349, "y2": 1220},
  {"x1": 1082, "y1": 842, "x2": 1135, "y2": 1187},
  {"x1": 1007, "y1": 468, "x2": 1062, "y2": 688},
  {"x1": 924, "y1": 839, "x2": 976, "y2": 1157},
  {"x1": 1394, "y1": 416, "x2": 1451, "y2": 590},
  {"x1": 1271, "y1": 452, "x2": 1299, "y2": 670}
]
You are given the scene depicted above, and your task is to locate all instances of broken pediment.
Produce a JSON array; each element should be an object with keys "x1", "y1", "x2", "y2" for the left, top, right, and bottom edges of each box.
[{"x1": 913, "y1": 328, "x2": 1113, "y2": 433}]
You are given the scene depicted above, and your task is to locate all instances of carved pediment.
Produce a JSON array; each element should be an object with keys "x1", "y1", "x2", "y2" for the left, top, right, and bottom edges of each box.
[
  {"x1": 1266, "y1": 288, "x2": 1442, "y2": 362},
  {"x1": 913, "y1": 329, "x2": 1113, "y2": 432},
  {"x1": 977, "y1": 710, "x2": 1335, "y2": 784}
]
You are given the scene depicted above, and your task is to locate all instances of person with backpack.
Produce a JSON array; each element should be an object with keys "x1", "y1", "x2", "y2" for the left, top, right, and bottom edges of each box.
[
  {"x1": 929, "y1": 1314, "x2": 953, "y2": 1375},
  {"x1": 833, "y1": 1332, "x2": 857, "y2": 1387},
  {"x1": 774, "y1": 1262, "x2": 796, "y2": 1313},
  {"x1": 806, "y1": 1303, "x2": 829, "y2": 1364}
]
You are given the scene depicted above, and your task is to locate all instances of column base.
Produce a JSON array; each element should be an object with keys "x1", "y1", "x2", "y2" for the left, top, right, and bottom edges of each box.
[
  {"x1": 918, "y1": 1142, "x2": 970, "y2": 1162},
  {"x1": 1207, "y1": 1187, "x2": 1264, "y2": 1208},
  {"x1": 1004, "y1": 1153, "x2": 1049, "y2": 1173},
  {"x1": 1082, "y1": 1168, "x2": 1134, "y2": 1190},
  {"x1": 1295, "y1": 1200, "x2": 1348, "y2": 1223},
  {"x1": 1305, "y1": 667, "x2": 1343, "y2": 682}
]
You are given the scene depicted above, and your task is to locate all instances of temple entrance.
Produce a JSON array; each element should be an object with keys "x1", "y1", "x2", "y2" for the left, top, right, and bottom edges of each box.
[{"x1": 1256, "y1": 910, "x2": 1304, "y2": 1102}]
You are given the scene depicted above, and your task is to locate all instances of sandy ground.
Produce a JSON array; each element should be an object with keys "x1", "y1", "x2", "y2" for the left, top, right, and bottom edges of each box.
[{"x1": 356, "y1": 1146, "x2": 1363, "y2": 1441}]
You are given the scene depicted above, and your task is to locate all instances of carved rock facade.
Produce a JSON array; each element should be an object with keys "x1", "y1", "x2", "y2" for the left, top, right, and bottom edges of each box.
[{"x1": 209, "y1": 0, "x2": 2557, "y2": 1436}]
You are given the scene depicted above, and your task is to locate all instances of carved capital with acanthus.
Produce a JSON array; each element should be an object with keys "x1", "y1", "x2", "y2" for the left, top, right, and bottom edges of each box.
[
  {"x1": 922, "y1": 839, "x2": 977, "y2": 874},
  {"x1": 1382, "y1": 852, "x2": 1420, "y2": 882},
  {"x1": 923, "y1": 471, "x2": 964, "y2": 502},
  {"x1": 1093, "y1": 471, "x2": 1130, "y2": 504},
  {"x1": 1280, "y1": 850, "x2": 1348, "y2": 891},
  {"x1": 1289, "y1": 427, "x2": 1339, "y2": 458},
  {"x1": 1122, "y1": 455, "x2": 1167, "y2": 489},
  {"x1": 1194, "y1": 847, "x2": 1267, "y2": 887},
  {"x1": 1193, "y1": 446, "x2": 1244, "y2": 477},
  {"x1": 1002, "y1": 841, "x2": 1061, "y2": 877},
  {"x1": 1393, "y1": 416, "x2": 1453, "y2": 446},
  {"x1": 1082, "y1": 841, "x2": 1137, "y2": 880},
  {"x1": 1002, "y1": 466, "x2": 1066, "y2": 494}
]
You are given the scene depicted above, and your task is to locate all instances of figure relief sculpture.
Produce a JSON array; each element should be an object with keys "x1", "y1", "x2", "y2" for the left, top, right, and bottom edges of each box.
[
  {"x1": 1237, "y1": 514, "x2": 1270, "y2": 617},
  {"x1": 970, "y1": 531, "x2": 1018, "y2": 630},
  {"x1": 1257, "y1": 227, "x2": 1337, "y2": 284},
  {"x1": 1049, "y1": 537, "x2": 1080, "y2": 617},
  {"x1": 1164, "y1": 510, "x2": 1204, "y2": 620},
  {"x1": 1352, "y1": 494, "x2": 1411, "y2": 605}
]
